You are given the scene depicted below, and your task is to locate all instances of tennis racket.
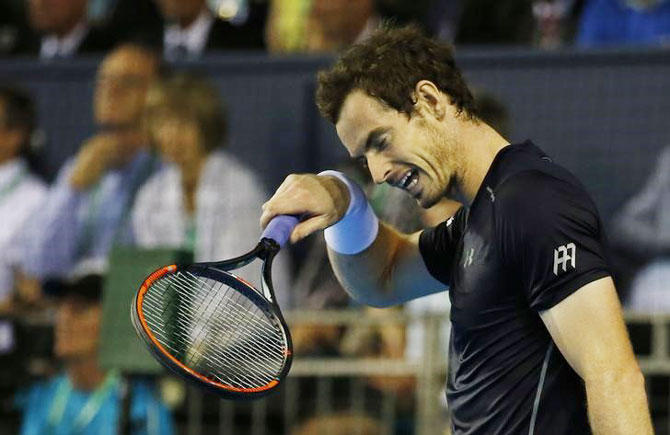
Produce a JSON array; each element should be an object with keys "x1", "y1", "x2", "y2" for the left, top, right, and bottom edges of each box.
[{"x1": 131, "y1": 215, "x2": 298, "y2": 400}]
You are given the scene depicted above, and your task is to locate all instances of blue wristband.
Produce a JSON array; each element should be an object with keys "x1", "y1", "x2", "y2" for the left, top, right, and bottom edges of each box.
[{"x1": 318, "y1": 170, "x2": 379, "y2": 255}]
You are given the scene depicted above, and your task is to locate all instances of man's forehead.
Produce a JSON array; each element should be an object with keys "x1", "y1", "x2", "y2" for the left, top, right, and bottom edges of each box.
[{"x1": 336, "y1": 90, "x2": 387, "y2": 152}]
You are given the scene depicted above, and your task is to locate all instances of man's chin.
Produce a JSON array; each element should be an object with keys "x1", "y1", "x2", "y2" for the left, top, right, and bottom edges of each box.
[{"x1": 416, "y1": 193, "x2": 441, "y2": 209}]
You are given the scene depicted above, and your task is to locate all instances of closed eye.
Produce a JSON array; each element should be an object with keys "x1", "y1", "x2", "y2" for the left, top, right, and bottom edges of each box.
[
  {"x1": 355, "y1": 155, "x2": 368, "y2": 168},
  {"x1": 375, "y1": 139, "x2": 389, "y2": 151}
]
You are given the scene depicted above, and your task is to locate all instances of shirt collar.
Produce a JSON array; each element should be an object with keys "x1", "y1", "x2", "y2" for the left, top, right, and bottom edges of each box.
[
  {"x1": 40, "y1": 20, "x2": 89, "y2": 59},
  {"x1": 0, "y1": 158, "x2": 26, "y2": 187},
  {"x1": 164, "y1": 8, "x2": 215, "y2": 58}
]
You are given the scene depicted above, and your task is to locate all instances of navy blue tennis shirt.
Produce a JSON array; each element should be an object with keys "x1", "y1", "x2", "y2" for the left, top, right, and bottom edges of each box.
[{"x1": 419, "y1": 141, "x2": 611, "y2": 435}]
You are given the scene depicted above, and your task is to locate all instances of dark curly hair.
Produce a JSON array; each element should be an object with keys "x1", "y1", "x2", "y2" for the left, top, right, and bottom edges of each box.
[{"x1": 316, "y1": 25, "x2": 476, "y2": 124}]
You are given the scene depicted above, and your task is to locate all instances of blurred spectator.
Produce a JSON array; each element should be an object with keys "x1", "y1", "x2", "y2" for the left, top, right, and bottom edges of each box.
[
  {"x1": 455, "y1": 0, "x2": 534, "y2": 45},
  {"x1": 610, "y1": 146, "x2": 670, "y2": 312},
  {"x1": 132, "y1": 72, "x2": 292, "y2": 306},
  {"x1": 0, "y1": 86, "x2": 47, "y2": 314},
  {"x1": 24, "y1": 43, "x2": 162, "y2": 280},
  {"x1": 1, "y1": 0, "x2": 164, "y2": 58},
  {"x1": 532, "y1": 0, "x2": 585, "y2": 48},
  {"x1": 0, "y1": 87, "x2": 48, "y2": 412},
  {"x1": 267, "y1": 0, "x2": 448, "y2": 53},
  {"x1": 21, "y1": 0, "x2": 117, "y2": 58},
  {"x1": 16, "y1": 271, "x2": 174, "y2": 434},
  {"x1": 267, "y1": 0, "x2": 378, "y2": 53},
  {"x1": 304, "y1": 0, "x2": 378, "y2": 52},
  {"x1": 153, "y1": 0, "x2": 267, "y2": 60},
  {"x1": 576, "y1": 0, "x2": 670, "y2": 47}
]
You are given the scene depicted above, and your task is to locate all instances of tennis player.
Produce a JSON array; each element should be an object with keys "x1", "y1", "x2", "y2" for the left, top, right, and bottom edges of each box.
[{"x1": 261, "y1": 26, "x2": 653, "y2": 434}]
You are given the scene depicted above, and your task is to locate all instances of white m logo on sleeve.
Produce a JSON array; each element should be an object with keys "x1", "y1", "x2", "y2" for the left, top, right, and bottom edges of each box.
[{"x1": 553, "y1": 243, "x2": 576, "y2": 276}]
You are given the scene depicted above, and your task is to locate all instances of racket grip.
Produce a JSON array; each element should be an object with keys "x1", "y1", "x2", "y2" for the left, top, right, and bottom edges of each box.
[{"x1": 261, "y1": 215, "x2": 300, "y2": 248}]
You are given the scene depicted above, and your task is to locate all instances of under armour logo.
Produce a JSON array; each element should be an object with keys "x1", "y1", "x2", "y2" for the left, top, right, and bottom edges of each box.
[
  {"x1": 486, "y1": 186, "x2": 495, "y2": 202},
  {"x1": 553, "y1": 243, "x2": 576, "y2": 275},
  {"x1": 464, "y1": 248, "x2": 475, "y2": 267}
]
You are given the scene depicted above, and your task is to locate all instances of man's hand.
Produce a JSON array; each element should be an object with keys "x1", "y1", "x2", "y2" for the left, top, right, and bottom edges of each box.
[
  {"x1": 69, "y1": 133, "x2": 123, "y2": 190},
  {"x1": 260, "y1": 174, "x2": 350, "y2": 243}
]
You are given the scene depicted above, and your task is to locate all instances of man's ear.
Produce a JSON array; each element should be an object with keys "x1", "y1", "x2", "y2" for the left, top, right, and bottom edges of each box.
[{"x1": 412, "y1": 80, "x2": 447, "y2": 121}]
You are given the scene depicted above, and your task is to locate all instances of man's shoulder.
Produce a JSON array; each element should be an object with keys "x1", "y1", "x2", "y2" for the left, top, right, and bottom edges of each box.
[{"x1": 495, "y1": 165, "x2": 590, "y2": 207}]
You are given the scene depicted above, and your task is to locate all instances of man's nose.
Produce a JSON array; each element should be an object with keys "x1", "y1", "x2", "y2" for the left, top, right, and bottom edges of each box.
[{"x1": 367, "y1": 155, "x2": 392, "y2": 185}]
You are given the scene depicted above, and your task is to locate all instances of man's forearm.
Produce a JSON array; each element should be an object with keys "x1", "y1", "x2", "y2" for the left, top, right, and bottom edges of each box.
[
  {"x1": 586, "y1": 368, "x2": 653, "y2": 435},
  {"x1": 328, "y1": 222, "x2": 405, "y2": 307},
  {"x1": 327, "y1": 222, "x2": 444, "y2": 307}
]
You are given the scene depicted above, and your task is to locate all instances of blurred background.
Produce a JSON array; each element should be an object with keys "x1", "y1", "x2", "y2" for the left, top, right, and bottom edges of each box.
[{"x1": 1, "y1": 0, "x2": 669, "y2": 433}]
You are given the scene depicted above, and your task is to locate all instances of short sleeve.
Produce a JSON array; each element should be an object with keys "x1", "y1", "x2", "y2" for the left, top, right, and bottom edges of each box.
[
  {"x1": 495, "y1": 170, "x2": 611, "y2": 311},
  {"x1": 419, "y1": 207, "x2": 468, "y2": 285}
]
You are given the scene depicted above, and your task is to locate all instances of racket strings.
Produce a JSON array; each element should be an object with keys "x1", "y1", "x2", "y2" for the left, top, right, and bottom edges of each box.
[
  {"x1": 147, "y1": 275, "x2": 284, "y2": 377},
  {"x1": 163, "y1": 272, "x2": 286, "y2": 357},
  {"x1": 141, "y1": 270, "x2": 287, "y2": 390},
  {"x1": 164, "y1": 274, "x2": 285, "y2": 379},
  {"x1": 145, "y1": 279, "x2": 284, "y2": 389}
]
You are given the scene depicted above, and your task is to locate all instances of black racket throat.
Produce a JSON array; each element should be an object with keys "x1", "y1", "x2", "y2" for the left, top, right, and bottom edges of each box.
[{"x1": 179, "y1": 237, "x2": 281, "y2": 304}]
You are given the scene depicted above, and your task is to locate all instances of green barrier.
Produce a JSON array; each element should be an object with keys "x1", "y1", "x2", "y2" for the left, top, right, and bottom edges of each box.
[{"x1": 99, "y1": 246, "x2": 192, "y2": 373}]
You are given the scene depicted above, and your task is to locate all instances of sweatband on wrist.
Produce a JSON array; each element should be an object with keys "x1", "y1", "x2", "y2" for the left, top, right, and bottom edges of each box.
[{"x1": 318, "y1": 170, "x2": 379, "y2": 255}]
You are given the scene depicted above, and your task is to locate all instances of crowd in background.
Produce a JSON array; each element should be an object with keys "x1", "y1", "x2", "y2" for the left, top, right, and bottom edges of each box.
[
  {"x1": 1, "y1": 0, "x2": 669, "y2": 434},
  {"x1": 1, "y1": 0, "x2": 670, "y2": 60}
]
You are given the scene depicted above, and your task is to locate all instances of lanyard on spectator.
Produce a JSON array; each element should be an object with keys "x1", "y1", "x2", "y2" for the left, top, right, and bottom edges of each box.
[
  {"x1": 47, "y1": 370, "x2": 120, "y2": 432},
  {"x1": 76, "y1": 179, "x2": 105, "y2": 258},
  {"x1": 0, "y1": 168, "x2": 25, "y2": 205}
]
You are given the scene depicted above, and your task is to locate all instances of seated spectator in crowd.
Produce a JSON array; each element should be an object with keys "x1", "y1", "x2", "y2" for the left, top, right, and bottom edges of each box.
[
  {"x1": 267, "y1": 0, "x2": 448, "y2": 53},
  {"x1": 267, "y1": 0, "x2": 379, "y2": 53},
  {"x1": 610, "y1": 145, "x2": 670, "y2": 312},
  {"x1": 576, "y1": 0, "x2": 670, "y2": 47},
  {"x1": 24, "y1": 44, "x2": 162, "y2": 280},
  {"x1": 304, "y1": 0, "x2": 378, "y2": 52},
  {"x1": 0, "y1": 86, "x2": 46, "y2": 314},
  {"x1": 132, "y1": 72, "x2": 292, "y2": 306},
  {"x1": 153, "y1": 0, "x2": 267, "y2": 60},
  {"x1": 16, "y1": 270, "x2": 174, "y2": 434},
  {"x1": 21, "y1": 0, "x2": 118, "y2": 59}
]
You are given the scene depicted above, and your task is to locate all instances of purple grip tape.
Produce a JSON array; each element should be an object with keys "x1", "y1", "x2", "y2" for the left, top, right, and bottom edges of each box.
[{"x1": 261, "y1": 215, "x2": 300, "y2": 248}]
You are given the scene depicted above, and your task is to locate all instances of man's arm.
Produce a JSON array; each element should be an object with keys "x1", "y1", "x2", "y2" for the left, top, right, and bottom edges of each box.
[
  {"x1": 328, "y1": 224, "x2": 445, "y2": 307},
  {"x1": 261, "y1": 173, "x2": 446, "y2": 307},
  {"x1": 540, "y1": 277, "x2": 653, "y2": 435}
]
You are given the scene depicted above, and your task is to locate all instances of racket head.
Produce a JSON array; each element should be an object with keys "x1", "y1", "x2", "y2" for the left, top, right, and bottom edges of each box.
[{"x1": 131, "y1": 263, "x2": 292, "y2": 400}]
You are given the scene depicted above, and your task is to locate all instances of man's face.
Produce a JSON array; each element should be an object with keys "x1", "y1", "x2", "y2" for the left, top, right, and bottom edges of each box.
[
  {"x1": 336, "y1": 90, "x2": 458, "y2": 208},
  {"x1": 153, "y1": 0, "x2": 205, "y2": 23},
  {"x1": 28, "y1": 0, "x2": 88, "y2": 36},
  {"x1": 54, "y1": 296, "x2": 101, "y2": 360},
  {"x1": 94, "y1": 47, "x2": 156, "y2": 128}
]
